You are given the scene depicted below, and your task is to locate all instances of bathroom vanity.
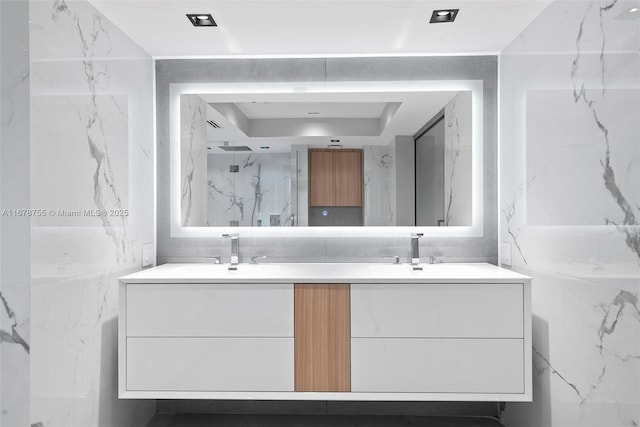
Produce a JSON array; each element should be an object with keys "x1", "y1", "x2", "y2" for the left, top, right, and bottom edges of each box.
[{"x1": 118, "y1": 263, "x2": 531, "y2": 402}]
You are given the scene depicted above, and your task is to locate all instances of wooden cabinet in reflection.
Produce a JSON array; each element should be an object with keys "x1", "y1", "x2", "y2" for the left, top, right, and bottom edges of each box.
[{"x1": 309, "y1": 149, "x2": 363, "y2": 207}]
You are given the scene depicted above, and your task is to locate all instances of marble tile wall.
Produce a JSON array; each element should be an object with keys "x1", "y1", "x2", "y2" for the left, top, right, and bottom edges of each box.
[
  {"x1": 444, "y1": 91, "x2": 472, "y2": 226},
  {"x1": 499, "y1": 1, "x2": 640, "y2": 425},
  {"x1": 207, "y1": 152, "x2": 292, "y2": 227},
  {"x1": 290, "y1": 144, "x2": 309, "y2": 227},
  {"x1": 28, "y1": 0, "x2": 156, "y2": 426},
  {"x1": 180, "y1": 95, "x2": 208, "y2": 227},
  {"x1": 1, "y1": 1, "x2": 31, "y2": 426},
  {"x1": 363, "y1": 144, "x2": 396, "y2": 226}
]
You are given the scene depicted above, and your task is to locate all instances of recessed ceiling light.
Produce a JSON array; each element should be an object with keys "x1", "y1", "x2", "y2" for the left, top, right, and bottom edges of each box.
[
  {"x1": 430, "y1": 9, "x2": 459, "y2": 23},
  {"x1": 186, "y1": 13, "x2": 217, "y2": 27},
  {"x1": 630, "y1": 7, "x2": 639, "y2": 12}
]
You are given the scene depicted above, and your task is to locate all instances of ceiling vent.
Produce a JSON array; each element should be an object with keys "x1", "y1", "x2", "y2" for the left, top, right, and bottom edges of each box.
[
  {"x1": 207, "y1": 120, "x2": 222, "y2": 129},
  {"x1": 218, "y1": 145, "x2": 252, "y2": 152}
]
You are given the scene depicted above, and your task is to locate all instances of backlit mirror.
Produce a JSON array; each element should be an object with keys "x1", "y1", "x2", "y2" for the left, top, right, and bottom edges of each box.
[{"x1": 178, "y1": 83, "x2": 476, "y2": 228}]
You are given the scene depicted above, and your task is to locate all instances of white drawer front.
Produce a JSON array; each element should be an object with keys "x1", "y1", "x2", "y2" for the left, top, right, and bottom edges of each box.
[
  {"x1": 127, "y1": 338, "x2": 294, "y2": 391},
  {"x1": 126, "y1": 283, "x2": 293, "y2": 337},
  {"x1": 351, "y1": 283, "x2": 523, "y2": 338},
  {"x1": 352, "y1": 338, "x2": 524, "y2": 393}
]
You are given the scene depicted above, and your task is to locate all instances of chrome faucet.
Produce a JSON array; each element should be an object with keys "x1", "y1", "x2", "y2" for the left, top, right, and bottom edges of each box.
[
  {"x1": 410, "y1": 233, "x2": 423, "y2": 265},
  {"x1": 222, "y1": 233, "x2": 239, "y2": 265},
  {"x1": 250, "y1": 255, "x2": 267, "y2": 264}
]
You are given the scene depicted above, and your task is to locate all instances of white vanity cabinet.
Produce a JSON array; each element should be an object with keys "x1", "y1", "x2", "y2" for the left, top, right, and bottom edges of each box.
[
  {"x1": 119, "y1": 263, "x2": 531, "y2": 401},
  {"x1": 121, "y1": 283, "x2": 294, "y2": 394},
  {"x1": 351, "y1": 283, "x2": 525, "y2": 394}
]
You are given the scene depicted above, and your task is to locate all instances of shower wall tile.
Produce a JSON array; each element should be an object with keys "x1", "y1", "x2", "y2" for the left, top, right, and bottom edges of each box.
[
  {"x1": 207, "y1": 152, "x2": 292, "y2": 227},
  {"x1": 444, "y1": 91, "x2": 472, "y2": 226},
  {"x1": 1, "y1": 1, "x2": 32, "y2": 426},
  {"x1": 181, "y1": 95, "x2": 208, "y2": 226},
  {"x1": 364, "y1": 144, "x2": 396, "y2": 226},
  {"x1": 29, "y1": 0, "x2": 156, "y2": 426},
  {"x1": 499, "y1": 1, "x2": 640, "y2": 425}
]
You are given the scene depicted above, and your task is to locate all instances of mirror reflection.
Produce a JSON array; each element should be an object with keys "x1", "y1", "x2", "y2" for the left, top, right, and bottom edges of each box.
[{"x1": 180, "y1": 90, "x2": 472, "y2": 227}]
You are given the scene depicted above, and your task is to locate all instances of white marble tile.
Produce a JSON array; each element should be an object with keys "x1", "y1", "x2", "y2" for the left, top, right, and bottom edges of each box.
[
  {"x1": 0, "y1": 287, "x2": 31, "y2": 427},
  {"x1": 499, "y1": 0, "x2": 640, "y2": 425},
  {"x1": 364, "y1": 145, "x2": 395, "y2": 226},
  {"x1": 181, "y1": 95, "x2": 208, "y2": 226},
  {"x1": 207, "y1": 152, "x2": 292, "y2": 227},
  {"x1": 28, "y1": 0, "x2": 156, "y2": 425},
  {"x1": 290, "y1": 145, "x2": 309, "y2": 227},
  {"x1": 1, "y1": 0, "x2": 32, "y2": 426},
  {"x1": 444, "y1": 91, "x2": 472, "y2": 226}
]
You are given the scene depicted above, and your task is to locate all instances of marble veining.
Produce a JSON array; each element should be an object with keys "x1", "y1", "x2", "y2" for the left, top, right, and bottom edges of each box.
[
  {"x1": 1, "y1": 0, "x2": 32, "y2": 425},
  {"x1": 207, "y1": 152, "x2": 291, "y2": 227},
  {"x1": 443, "y1": 91, "x2": 472, "y2": 226},
  {"x1": 500, "y1": 0, "x2": 640, "y2": 425},
  {"x1": 571, "y1": 0, "x2": 640, "y2": 260},
  {"x1": 29, "y1": 0, "x2": 156, "y2": 426},
  {"x1": 532, "y1": 347, "x2": 588, "y2": 403},
  {"x1": 532, "y1": 288, "x2": 640, "y2": 408},
  {"x1": 363, "y1": 145, "x2": 395, "y2": 226},
  {"x1": 0, "y1": 292, "x2": 30, "y2": 353},
  {"x1": 502, "y1": 178, "x2": 534, "y2": 265},
  {"x1": 180, "y1": 95, "x2": 207, "y2": 226},
  {"x1": 597, "y1": 291, "x2": 640, "y2": 363},
  {"x1": 1, "y1": 70, "x2": 29, "y2": 129},
  {"x1": 207, "y1": 177, "x2": 246, "y2": 222},
  {"x1": 444, "y1": 97, "x2": 460, "y2": 226},
  {"x1": 51, "y1": 0, "x2": 133, "y2": 264}
]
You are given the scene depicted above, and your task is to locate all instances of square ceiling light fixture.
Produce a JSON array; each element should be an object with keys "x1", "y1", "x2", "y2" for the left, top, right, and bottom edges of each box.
[
  {"x1": 430, "y1": 9, "x2": 459, "y2": 23},
  {"x1": 187, "y1": 14, "x2": 217, "y2": 27}
]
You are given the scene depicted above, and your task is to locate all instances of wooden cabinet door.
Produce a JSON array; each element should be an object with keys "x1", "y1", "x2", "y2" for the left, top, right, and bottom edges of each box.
[
  {"x1": 295, "y1": 284, "x2": 351, "y2": 392},
  {"x1": 309, "y1": 150, "x2": 335, "y2": 206},
  {"x1": 334, "y1": 150, "x2": 362, "y2": 206},
  {"x1": 309, "y1": 149, "x2": 362, "y2": 207}
]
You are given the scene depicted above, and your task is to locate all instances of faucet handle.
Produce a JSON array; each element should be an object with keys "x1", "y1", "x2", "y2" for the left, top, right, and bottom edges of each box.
[
  {"x1": 250, "y1": 255, "x2": 267, "y2": 264},
  {"x1": 222, "y1": 233, "x2": 239, "y2": 239},
  {"x1": 384, "y1": 256, "x2": 400, "y2": 264},
  {"x1": 205, "y1": 256, "x2": 222, "y2": 264}
]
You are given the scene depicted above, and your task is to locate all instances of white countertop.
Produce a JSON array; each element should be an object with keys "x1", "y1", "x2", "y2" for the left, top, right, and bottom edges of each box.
[{"x1": 120, "y1": 262, "x2": 530, "y2": 284}]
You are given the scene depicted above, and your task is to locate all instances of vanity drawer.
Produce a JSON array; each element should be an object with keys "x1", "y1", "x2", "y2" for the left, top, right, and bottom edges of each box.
[
  {"x1": 126, "y1": 337, "x2": 294, "y2": 391},
  {"x1": 351, "y1": 283, "x2": 523, "y2": 338},
  {"x1": 126, "y1": 283, "x2": 293, "y2": 337},
  {"x1": 351, "y1": 338, "x2": 524, "y2": 393}
]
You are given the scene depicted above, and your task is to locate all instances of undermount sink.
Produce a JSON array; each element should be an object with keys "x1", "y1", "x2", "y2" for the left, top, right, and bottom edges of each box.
[{"x1": 367, "y1": 263, "x2": 432, "y2": 274}]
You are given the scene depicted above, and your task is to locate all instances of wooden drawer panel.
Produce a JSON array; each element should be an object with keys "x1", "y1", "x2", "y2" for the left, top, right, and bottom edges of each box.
[
  {"x1": 294, "y1": 284, "x2": 350, "y2": 392},
  {"x1": 127, "y1": 338, "x2": 294, "y2": 391},
  {"x1": 351, "y1": 283, "x2": 523, "y2": 338},
  {"x1": 126, "y1": 283, "x2": 293, "y2": 337},
  {"x1": 351, "y1": 338, "x2": 524, "y2": 393}
]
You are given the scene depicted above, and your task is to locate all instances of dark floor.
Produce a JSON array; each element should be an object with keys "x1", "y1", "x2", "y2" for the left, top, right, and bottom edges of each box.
[{"x1": 146, "y1": 414, "x2": 505, "y2": 427}]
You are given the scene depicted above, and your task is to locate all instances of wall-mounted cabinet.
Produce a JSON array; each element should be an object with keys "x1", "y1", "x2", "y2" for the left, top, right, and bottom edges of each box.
[
  {"x1": 119, "y1": 263, "x2": 531, "y2": 401},
  {"x1": 309, "y1": 149, "x2": 363, "y2": 207}
]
